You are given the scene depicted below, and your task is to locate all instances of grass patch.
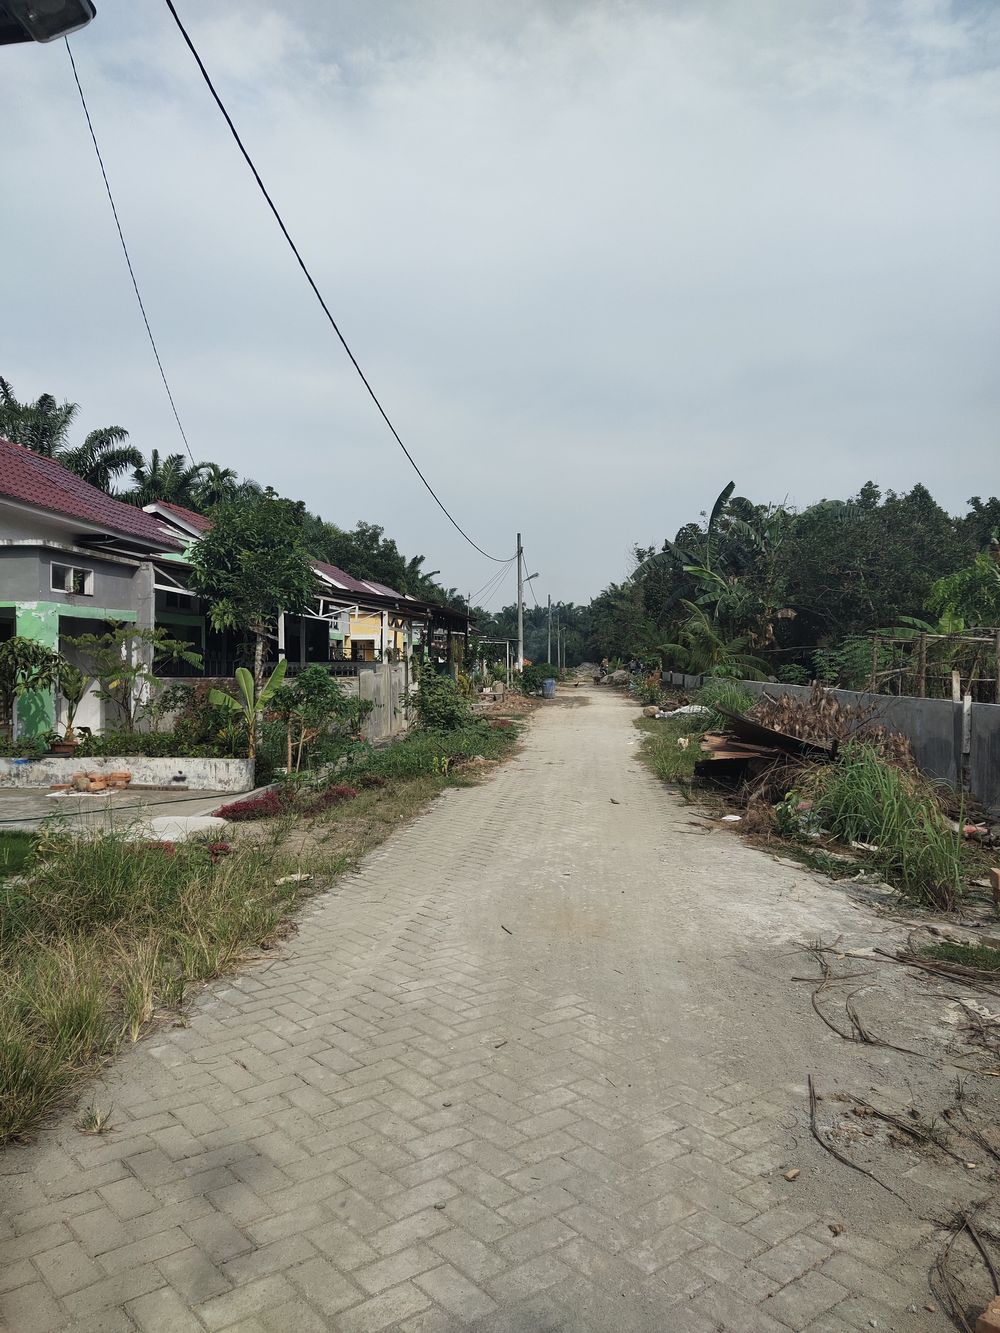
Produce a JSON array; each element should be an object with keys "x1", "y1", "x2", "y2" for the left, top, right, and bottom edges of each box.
[
  {"x1": 921, "y1": 941, "x2": 1000, "y2": 971},
  {"x1": 804, "y1": 743, "x2": 963, "y2": 911},
  {"x1": 695, "y1": 679, "x2": 755, "y2": 730},
  {"x1": 635, "y1": 717, "x2": 700, "y2": 783},
  {"x1": 0, "y1": 831, "x2": 36, "y2": 878},
  {"x1": 0, "y1": 716, "x2": 523, "y2": 1145},
  {"x1": 0, "y1": 826, "x2": 319, "y2": 1145}
]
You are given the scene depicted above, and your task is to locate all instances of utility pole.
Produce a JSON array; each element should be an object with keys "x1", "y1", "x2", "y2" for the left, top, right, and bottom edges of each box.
[
  {"x1": 555, "y1": 603, "x2": 560, "y2": 673},
  {"x1": 547, "y1": 594, "x2": 552, "y2": 664},
  {"x1": 516, "y1": 531, "x2": 524, "y2": 672}
]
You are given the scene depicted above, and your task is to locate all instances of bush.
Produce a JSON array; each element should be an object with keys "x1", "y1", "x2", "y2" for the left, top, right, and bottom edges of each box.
[
  {"x1": 518, "y1": 663, "x2": 557, "y2": 696},
  {"x1": 304, "y1": 784, "x2": 358, "y2": 814},
  {"x1": 631, "y1": 673, "x2": 664, "y2": 707},
  {"x1": 77, "y1": 729, "x2": 230, "y2": 759},
  {"x1": 415, "y1": 671, "x2": 470, "y2": 730}
]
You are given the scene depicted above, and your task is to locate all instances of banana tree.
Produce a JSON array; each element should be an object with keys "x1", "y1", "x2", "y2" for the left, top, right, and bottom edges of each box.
[{"x1": 210, "y1": 659, "x2": 287, "y2": 765}]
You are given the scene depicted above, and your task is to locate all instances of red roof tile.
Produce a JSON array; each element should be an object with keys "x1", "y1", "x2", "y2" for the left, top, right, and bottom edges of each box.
[
  {"x1": 312, "y1": 558, "x2": 379, "y2": 597},
  {"x1": 0, "y1": 438, "x2": 182, "y2": 550}
]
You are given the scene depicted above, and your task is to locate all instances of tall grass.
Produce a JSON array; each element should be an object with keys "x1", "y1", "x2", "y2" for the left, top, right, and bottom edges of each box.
[
  {"x1": 695, "y1": 679, "x2": 755, "y2": 731},
  {"x1": 0, "y1": 828, "x2": 314, "y2": 1144},
  {"x1": 806, "y1": 744, "x2": 963, "y2": 910}
]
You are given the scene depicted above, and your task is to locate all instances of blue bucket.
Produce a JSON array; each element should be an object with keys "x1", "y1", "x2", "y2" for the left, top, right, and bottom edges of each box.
[{"x1": 542, "y1": 678, "x2": 557, "y2": 699}]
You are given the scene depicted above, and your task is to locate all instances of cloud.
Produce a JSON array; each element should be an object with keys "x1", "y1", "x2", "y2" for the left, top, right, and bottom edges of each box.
[{"x1": 2, "y1": 0, "x2": 998, "y2": 603}]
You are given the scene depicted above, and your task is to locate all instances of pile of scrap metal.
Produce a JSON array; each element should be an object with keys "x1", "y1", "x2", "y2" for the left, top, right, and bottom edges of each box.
[{"x1": 696, "y1": 707, "x2": 833, "y2": 784}]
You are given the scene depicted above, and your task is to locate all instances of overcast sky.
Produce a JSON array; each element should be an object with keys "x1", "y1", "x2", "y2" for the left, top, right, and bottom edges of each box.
[{"x1": 3, "y1": 1, "x2": 998, "y2": 605}]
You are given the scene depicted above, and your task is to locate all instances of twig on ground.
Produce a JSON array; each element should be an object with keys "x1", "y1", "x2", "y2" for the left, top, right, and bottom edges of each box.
[{"x1": 808, "y1": 1074, "x2": 908, "y2": 1203}]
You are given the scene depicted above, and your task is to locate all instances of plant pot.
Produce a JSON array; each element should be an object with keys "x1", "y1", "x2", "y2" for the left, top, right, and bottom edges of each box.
[{"x1": 49, "y1": 740, "x2": 79, "y2": 756}]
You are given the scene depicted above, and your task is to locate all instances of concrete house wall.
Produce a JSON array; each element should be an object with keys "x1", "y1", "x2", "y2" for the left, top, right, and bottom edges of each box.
[{"x1": 1, "y1": 502, "x2": 155, "y2": 736}]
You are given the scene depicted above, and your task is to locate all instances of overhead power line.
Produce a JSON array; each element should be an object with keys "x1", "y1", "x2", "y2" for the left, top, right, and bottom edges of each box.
[
  {"x1": 162, "y1": 0, "x2": 510, "y2": 565},
  {"x1": 65, "y1": 39, "x2": 197, "y2": 466},
  {"x1": 470, "y1": 558, "x2": 515, "y2": 606}
]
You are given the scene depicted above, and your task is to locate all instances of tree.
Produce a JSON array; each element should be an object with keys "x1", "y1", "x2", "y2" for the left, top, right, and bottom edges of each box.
[
  {"x1": 192, "y1": 463, "x2": 239, "y2": 510},
  {"x1": 188, "y1": 491, "x2": 317, "y2": 684},
  {"x1": 64, "y1": 624, "x2": 202, "y2": 732},
  {"x1": 0, "y1": 637, "x2": 63, "y2": 741},
  {"x1": 127, "y1": 450, "x2": 207, "y2": 507},
  {"x1": 0, "y1": 377, "x2": 141, "y2": 492}
]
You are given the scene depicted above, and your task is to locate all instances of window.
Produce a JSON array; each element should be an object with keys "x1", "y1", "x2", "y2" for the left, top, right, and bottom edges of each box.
[
  {"x1": 51, "y1": 564, "x2": 94, "y2": 596},
  {"x1": 164, "y1": 591, "x2": 194, "y2": 610}
]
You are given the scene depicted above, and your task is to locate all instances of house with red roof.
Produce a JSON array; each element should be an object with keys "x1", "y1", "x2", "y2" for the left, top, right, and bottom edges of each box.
[
  {"x1": 1, "y1": 440, "x2": 470, "y2": 740},
  {"x1": 0, "y1": 437, "x2": 189, "y2": 736}
]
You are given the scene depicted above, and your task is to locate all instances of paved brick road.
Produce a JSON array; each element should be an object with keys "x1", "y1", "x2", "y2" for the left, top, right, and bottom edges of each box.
[{"x1": 1, "y1": 689, "x2": 942, "y2": 1331}]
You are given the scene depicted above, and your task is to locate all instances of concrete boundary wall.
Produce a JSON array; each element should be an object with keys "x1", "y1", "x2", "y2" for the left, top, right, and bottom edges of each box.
[
  {"x1": 336, "y1": 662, "x2": 410, "y2": 743},
  {"x1": 0, "y1": 756, "x2": 254, "y2": 792},
  {"x1": 663, "y1": 672, "x2": 1000, "y2": 812}
]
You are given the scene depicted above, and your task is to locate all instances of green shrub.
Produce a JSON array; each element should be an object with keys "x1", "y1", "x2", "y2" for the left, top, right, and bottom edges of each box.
[
  {"x1": 631, "y1": 674, "x2": 664, "y2": 707},
  {"x1": 77, "y1": 729, "x2": 230, "y2": 759},
  {"x1": 415, "y1": 671, "x2": 470, "y2": 730},
  {"x1": 518, "y1": 663, "x2": 558, "y2": 696}
]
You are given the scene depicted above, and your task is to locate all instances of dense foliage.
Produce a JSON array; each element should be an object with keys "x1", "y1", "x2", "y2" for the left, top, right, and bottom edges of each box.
[
  {"x1": 414, "y1": 670, "x2": 470, "y2": 730},
  {"x1": 582, "y1": 480, "x2": 1000, "y2": 690}
]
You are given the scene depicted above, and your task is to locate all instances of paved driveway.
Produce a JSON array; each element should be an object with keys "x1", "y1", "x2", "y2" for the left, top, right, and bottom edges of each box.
[{"x1": 0, "y1": 688, "x2": 958, "y2": 1331}]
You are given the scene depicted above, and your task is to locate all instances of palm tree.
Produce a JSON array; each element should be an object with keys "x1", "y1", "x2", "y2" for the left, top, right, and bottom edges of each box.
[
  {"x1": 59, "y1": 427, "x2": 143, "y2": 492},
  {"x1": 192, "y1": 463, "x2": 239, "y2": 510},
  {"x1": 0, "y1": 377, "x2": 141, "y2": 492},
  {"x1": 128, "y1": 450, "x2": 207, "y2": 508}
]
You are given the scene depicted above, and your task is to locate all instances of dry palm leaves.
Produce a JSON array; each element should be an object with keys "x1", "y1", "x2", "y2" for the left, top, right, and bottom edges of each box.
[{"x1": 749, "y1": 683, "x2": 915, "y2": 767}]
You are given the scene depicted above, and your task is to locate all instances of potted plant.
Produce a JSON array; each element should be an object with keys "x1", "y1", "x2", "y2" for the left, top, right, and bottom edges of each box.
[{"x1": 51, "y1": 663, "x2": 89, "y2": 754}]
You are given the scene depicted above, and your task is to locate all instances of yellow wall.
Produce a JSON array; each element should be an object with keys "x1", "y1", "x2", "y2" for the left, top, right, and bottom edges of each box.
[{"x1": 345, "y1": 612, "x2": 408, "y2": 661}]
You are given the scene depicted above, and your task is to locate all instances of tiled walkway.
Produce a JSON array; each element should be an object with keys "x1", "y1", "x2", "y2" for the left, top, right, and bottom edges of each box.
[{"x1": 1, "y1": 689, "x2": 946, "y2": 1330}]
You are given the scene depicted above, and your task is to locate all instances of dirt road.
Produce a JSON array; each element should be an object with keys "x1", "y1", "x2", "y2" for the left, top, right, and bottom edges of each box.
[{"x1": 1, "y1": 686, "x2": 979, "y2": 1331}]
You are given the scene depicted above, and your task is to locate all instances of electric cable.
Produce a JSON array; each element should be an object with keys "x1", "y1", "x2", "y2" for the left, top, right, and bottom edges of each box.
[
  {"x1": 65, "y1": 39, "x2": 197, "y2": 466},
  {"x1": 162, "y1": 0, "x2": 510, "y2": 564},
  {"x1": 480, "y1": 560, "x2": 517, "y2": 606},
  {"x1": 522, "y1": 551, "x2": 541, "y2": 607},
  {"x1": 470, "y1": 558, "x2": 515, "y2": 606}
]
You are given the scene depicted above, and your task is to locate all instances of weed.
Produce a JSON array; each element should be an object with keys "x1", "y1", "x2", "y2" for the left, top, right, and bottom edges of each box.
[
  {"x1": 0, "y1": 712, "x2": 521, "y2": 1146},
  {"x1": 921, "y1": 941, "x2": 1000, "y2": 972},
  {"x1": 75, "y1": 1104, "x2": 113, "y2": 1134}
]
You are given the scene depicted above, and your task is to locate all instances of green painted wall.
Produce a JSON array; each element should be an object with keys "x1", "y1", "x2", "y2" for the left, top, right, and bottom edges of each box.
[
  {"x1": 13, "y1": 602, "x2": 59, "y2": 735},
  {"x1": 3, "y1": 599, "x2": 137, "y2": 738}
]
